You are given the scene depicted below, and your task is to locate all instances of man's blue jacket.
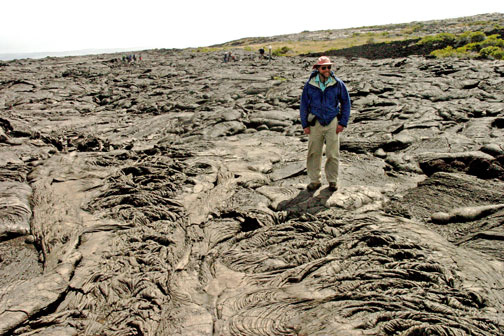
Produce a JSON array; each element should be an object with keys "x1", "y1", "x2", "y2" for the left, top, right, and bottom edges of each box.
[{"x1": 300, "y1": 70, "x2": 351, "y2": 129}]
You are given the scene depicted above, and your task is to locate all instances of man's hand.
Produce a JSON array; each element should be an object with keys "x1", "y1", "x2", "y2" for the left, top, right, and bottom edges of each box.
[
  {"x1": 336, "y1": 124, "x2": 345, "y2": 134},
  {"x1": 304, "y1": 127, "x2": 310, "y2": 135}
]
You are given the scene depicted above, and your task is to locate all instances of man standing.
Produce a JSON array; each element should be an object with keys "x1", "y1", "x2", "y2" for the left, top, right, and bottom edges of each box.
[{"x1": 300, "y1": 56, "x2": 351, "y2": 192}]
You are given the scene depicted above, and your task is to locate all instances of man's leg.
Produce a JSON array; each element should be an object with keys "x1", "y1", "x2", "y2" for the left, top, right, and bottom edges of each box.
[
  {"x1": 307, "y1": 121, "x2": 324, "y2": 184},
  {"x1": 325, "y1": 118, "x2": 340, "y2": 185}
]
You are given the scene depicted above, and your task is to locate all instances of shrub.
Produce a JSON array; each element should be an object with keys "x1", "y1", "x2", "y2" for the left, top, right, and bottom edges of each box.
[
  {"x1": 418, "y1": 33, "x2": 457, "y2": 47},
  {"x1": 493, "y1": 49, "x2": 504, "y2": 60},
  {"x1": 430, "y1": 46, "x2": 474, "y2": 58},
  {"x1": 430, "y1": 46, "x2": 457, "y2": 58},
  {"x1": 459, "y1": 42, "x2": 482, "y2": 52},
  {"x1": 456, "y1": 31, "x2": 486, "y2": 46},
  {"x1": 411, "y1": 24, "x2": 424, "y2": 32},
  {"x1": 480, "y1": 46, "x2": 504, "y2": 59},
  {"x1": 272, "y1": 46, "x2": 292, "y2": 56},
  {"x1": 426, "y1": 30, "x2": 504, "y2": 60},
  {"x1": 480, "y1": 34, "x2": 504, "y2": 48},
  {"x1": 403, "y1": 24, "x2": 424, "y2": 35}
]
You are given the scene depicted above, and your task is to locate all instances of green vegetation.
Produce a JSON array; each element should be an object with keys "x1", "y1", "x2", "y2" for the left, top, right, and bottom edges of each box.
[
  {"x1": 417, "y1": 33, "x2": 457, "y2": 47},
  {"x1": 480, "y1": 46, "x2": 504, "y2": 59},
  {"x1": 272, "y1": 46, "x2": 292, "y2": 56},
  {"x1": 419, "y1": 31, "x2": 504, "y2": 60},
  {"x1": 402, "y1": 24, "x2": 425, "y2": 35}
]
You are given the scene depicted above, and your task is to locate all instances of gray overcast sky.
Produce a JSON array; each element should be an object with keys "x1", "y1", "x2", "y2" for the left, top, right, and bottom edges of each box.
[{"x1": 1, "y1": 0, "x2": 502, "y2": 54}]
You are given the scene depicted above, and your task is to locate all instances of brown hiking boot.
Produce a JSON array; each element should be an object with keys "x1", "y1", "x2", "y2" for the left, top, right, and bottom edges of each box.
[
  {"x1": 307, "y1": 182, "x2": 321, "y2": 191},
  {"x1": 329, "y1": 182, "x2": 338, "y2": 191}
]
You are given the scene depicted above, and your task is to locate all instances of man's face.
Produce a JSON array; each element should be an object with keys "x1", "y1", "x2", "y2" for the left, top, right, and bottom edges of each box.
[{"x1": 318, "y1": 65, "x2": 331, "y2": 78}]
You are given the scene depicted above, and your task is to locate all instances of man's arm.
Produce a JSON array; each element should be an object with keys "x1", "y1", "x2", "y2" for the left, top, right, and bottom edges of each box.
[
  {"x1": 300, "y1": 84, "x2": 310, "y2": 129},
  {"x1": 338, "y1": 80, "x2": 351, "y2": 127}
]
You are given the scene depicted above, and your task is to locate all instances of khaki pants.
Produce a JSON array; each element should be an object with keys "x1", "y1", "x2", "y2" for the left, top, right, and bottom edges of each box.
[{"x1": 307, "y1": 118, "x2": 340, "y2": 184}]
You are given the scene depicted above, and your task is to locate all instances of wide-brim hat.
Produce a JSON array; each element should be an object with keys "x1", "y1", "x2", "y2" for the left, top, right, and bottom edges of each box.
[{"x1": 312, "y1": 56, "x2": 333, "y2": 69}]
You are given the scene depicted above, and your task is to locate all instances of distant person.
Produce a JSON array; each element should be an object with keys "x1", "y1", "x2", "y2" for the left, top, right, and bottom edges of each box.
[
  {"x1": 299, "y1": 56, "x2": 351, "y2": 192},
  {"x1": 259, "y1": 48, "x2": 265, "y2": 58}
]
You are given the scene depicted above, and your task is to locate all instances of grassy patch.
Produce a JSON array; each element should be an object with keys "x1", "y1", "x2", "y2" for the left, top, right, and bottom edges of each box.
[{"x1": 237, "y1": 34, "x2": 414, "y2": 56}]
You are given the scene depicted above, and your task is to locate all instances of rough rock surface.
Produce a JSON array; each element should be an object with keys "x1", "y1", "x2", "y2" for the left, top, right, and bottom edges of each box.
[{"x1": 0, "y1": 48, "x2": 503, "y2": 335}]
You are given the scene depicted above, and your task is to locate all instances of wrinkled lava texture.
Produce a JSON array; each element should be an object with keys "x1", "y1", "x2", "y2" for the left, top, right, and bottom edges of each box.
[{"x1": 1, "y1": 48, "x2": 504, "y2": 335}]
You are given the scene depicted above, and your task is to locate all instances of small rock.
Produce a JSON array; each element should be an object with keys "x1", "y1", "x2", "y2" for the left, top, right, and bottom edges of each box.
[
  {"x1": 374, "y1": 148, "x2": 387, "y2": 158},
  {"x1": 481, "y1": 144, "x2": 504, "y2": 157}
]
